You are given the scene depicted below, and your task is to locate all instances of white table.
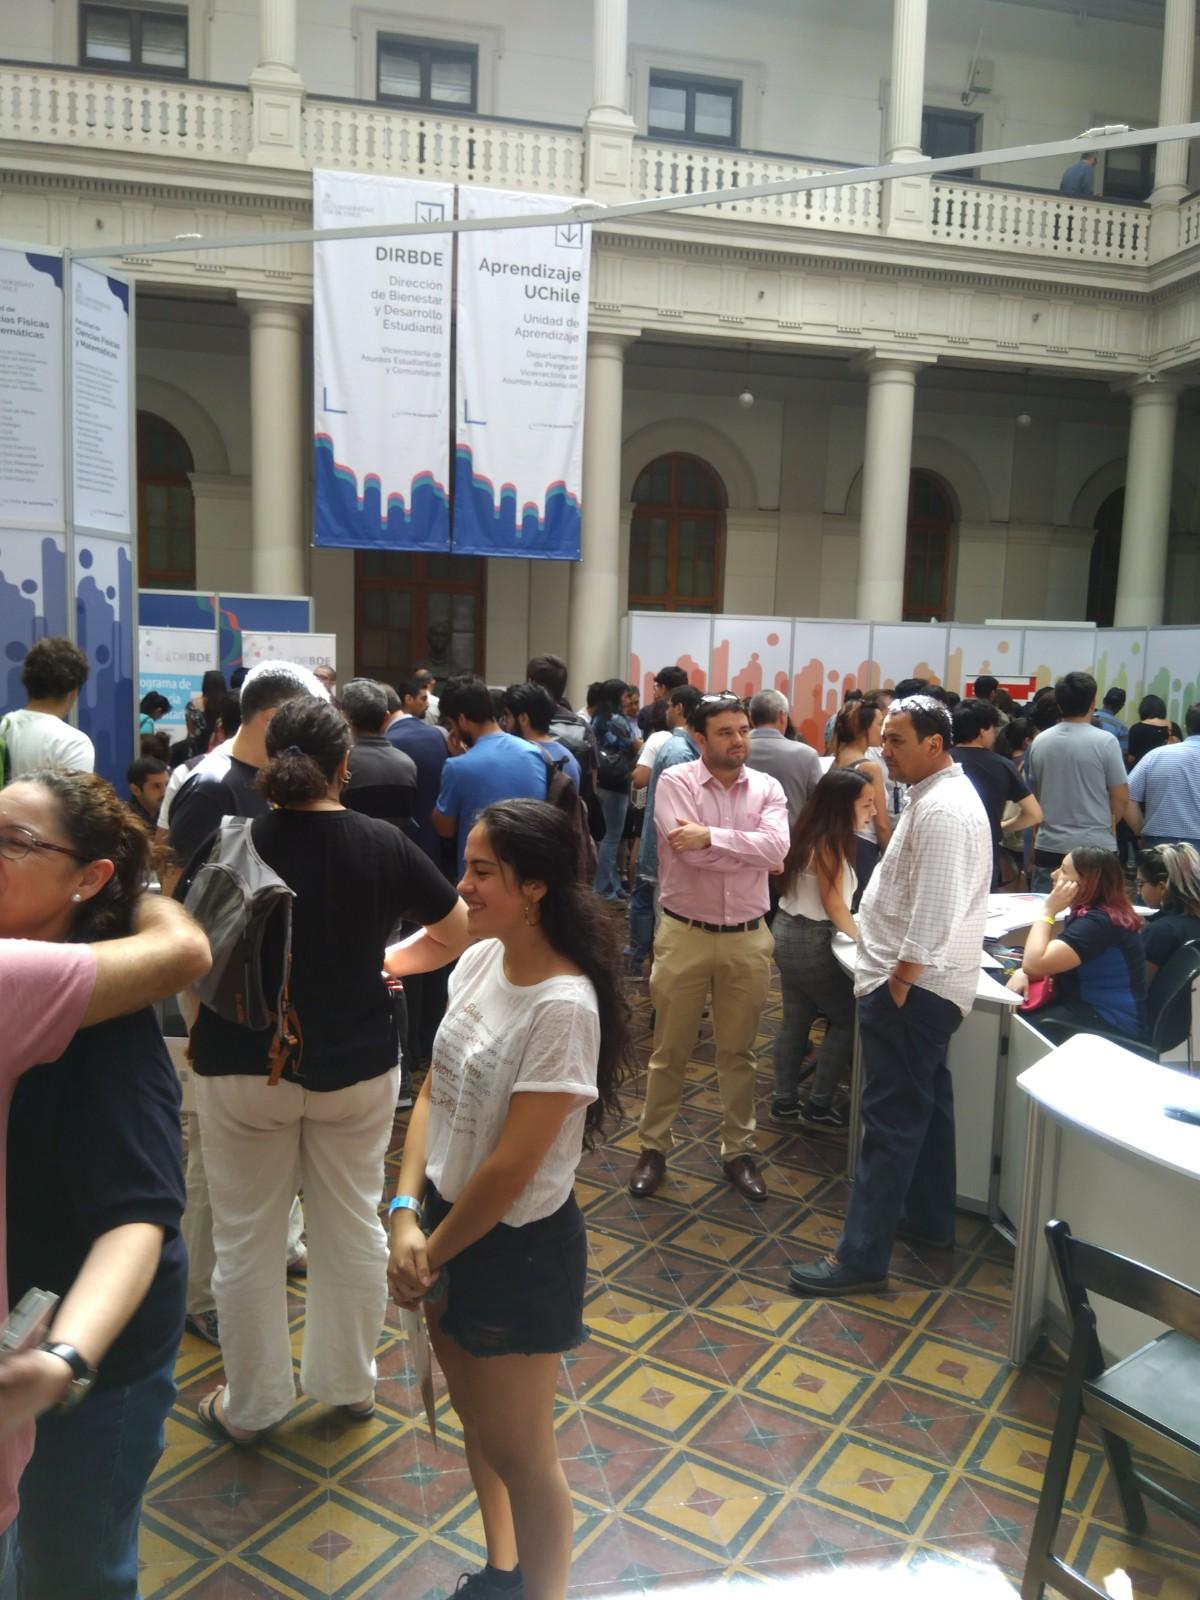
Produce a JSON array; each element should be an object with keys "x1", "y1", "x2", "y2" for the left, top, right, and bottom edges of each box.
[{"x1": 1009, "y1": 1035, "x2": 1200, "y2": 1362}]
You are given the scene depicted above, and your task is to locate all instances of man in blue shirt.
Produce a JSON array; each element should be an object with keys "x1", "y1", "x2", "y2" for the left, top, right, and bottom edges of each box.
[
  {"x1": 503, "y1": 681, "x2": 582, "y2": 789},
  {"x1": 434, "y1": 676, "x2": 548, "y2": 878},
  {"x1": 1092, "y1": 686, "x2": 1129, "y2": 758},
  {"x1": 1060, "y1": 153, "x2": 1098, "y2": 196},
  {"x1": 627, "y1": 685, "x2": 702, "y2": 971},
  {"x1": 1126, "y1": 703, "x2": 1200, "y2": 852}
]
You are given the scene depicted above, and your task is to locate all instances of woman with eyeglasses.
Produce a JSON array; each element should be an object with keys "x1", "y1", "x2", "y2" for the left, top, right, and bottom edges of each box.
[
  {"x1": 0, "y1": 771, "x2": 188, "y2": 1599},
  {"x1": 1135, "y1": 843, "x2": 1200, "y2": 982}
]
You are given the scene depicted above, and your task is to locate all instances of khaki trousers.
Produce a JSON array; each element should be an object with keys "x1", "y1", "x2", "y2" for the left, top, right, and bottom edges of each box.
[{"x1": 639, "y1": 913, "x2": 774, "y2": 1159}]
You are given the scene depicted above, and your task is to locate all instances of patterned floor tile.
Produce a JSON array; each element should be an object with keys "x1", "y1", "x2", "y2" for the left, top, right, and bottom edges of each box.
[
  {"x1": 587, "y1": 1358, "x2": 727, "y2": 1440},
  {"x1": 846, "y1": 1379, "x2": 987, "y2": 1469},
  {"x1": 744, "y1": 1346, "x2": 872, "y2": 1425},
  {"x1": 801, "y1": 1436, "x2": 947, "y2": 1533},
  {"x1": 240, "y1": 1491, "x2": 419, "y2": 1600},
  {"x1": 585, "y1": 1286, "x2": 681, "y2": 1349},
  {"x1": 626, "y1": 1452, "x2": 782, "y2": 1558},
  {"x1": 686, "y1": 1394, "x2": 828, "y2": 1485},
  {"x1": 967, "y1": 1417, "x2": 1103, "y2": 1514},
  {"x1": 791, "y1": 1300, "x2": 914, "y2": 1369},
  {"x1": 891, "y1": 1335, "x2": 1011, "y2": 1407},
  {"x1": 1070, "y1": 1525, "x2": 1200, "y2": 1599}
]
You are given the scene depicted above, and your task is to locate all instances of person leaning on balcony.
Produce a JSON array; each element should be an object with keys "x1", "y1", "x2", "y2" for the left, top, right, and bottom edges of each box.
[{"x1": 1059, "y1": 152, "x2": 1098, "y2": 196}]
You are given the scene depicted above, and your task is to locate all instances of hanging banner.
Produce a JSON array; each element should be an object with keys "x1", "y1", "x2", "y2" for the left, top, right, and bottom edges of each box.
[
  {"x1": 312, "y1": 170, "x2": 452, "y2": 551},
  {"x1": 71, "y1": 264, "x2": 131, "y2": 536},
  {"x1": 453, "y1": 187, "x2": 589, "y2": 560},
  {"x1": 241, "y1": 630, "x2": 336, "y2": 677},
  {"x1": 0, "y1": 249, "x2": 64, "y2": 529}
]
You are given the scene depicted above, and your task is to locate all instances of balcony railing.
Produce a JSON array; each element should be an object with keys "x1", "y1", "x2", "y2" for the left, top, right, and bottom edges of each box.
[
  {"x1": 929, "y1": 179, "x2": 1148, "y2": 265},
  {"x1": 632, "y1": 139, "x2": 881, "y2": 233},
  {"x1": 1180, "y1": 190, "x2": 1200, "y2": 249}
]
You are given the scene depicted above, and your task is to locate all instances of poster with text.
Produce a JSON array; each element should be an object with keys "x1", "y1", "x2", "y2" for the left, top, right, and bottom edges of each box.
[
  {"x1": 0, "y1": 249, "x2": 63, "y2": 529},
  {"x1": 138, "y1": 626, "x2": 218, "y2": 736},
  {"x1": 453, "y1": 187, "x2": 589, "y2": 560},
  {"x1": 241, "y1": 631, "x2": 336, "y2": 677},
  {"x1": 313, "y1": 170, "x2": 452, "y2": 551},
  {"x1": 71, "y1": 264, "x2": 132, "y2": 535}
]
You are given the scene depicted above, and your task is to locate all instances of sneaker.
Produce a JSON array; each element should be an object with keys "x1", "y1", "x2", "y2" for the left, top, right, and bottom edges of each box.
[
  {"x1": 798, "y1": 1099, "x2": 849, "y2": 1133},
  {"x1": 185, "y1": 1309, "x2": 220, "y2": 1346},
  {"x1": 450, "y1": 1570, "x2": 524, "y2": 1599},
  {"x1": 770, "y1": 1098, "x2": 801, "y2": 1122}
]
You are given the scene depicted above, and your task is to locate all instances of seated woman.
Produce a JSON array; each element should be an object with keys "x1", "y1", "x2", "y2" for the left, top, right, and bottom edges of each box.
[
  {"x1": 1135, "y1": 842, "x2": 1200, "y2": 982},
  {"x1": 1006, "y1": 846, "x2": 1147, "y2": 1040},
  {"x1": 0, "y1": 770, "x2": 186, "y2": 1600}
]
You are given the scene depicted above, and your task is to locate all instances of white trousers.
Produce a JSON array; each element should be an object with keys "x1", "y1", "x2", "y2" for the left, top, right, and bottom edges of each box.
[{"x1": 196, "y1": 1067, "x2": 398, "y2": 1433}]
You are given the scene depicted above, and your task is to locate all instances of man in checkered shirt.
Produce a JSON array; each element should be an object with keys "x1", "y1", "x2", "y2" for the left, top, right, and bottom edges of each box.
[{"x1": 789, "y1": 695, "x2": 992, "y2": 1297}]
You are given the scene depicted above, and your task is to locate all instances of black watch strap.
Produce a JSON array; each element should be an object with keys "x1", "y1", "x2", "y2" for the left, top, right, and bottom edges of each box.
[{"x1": 39, "y1": 1341, "x2": 97, "y2": 1397}]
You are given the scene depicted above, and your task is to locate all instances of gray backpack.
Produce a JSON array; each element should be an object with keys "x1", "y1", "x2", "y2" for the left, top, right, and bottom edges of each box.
[{"x1": 183, "y1": 816, "x2": 302, "y2": 1084}]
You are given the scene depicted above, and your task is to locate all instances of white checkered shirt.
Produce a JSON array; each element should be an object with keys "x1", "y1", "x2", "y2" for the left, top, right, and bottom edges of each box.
[{"x1": 855, "y1": 763, "x2": 993, "y2": 1016}]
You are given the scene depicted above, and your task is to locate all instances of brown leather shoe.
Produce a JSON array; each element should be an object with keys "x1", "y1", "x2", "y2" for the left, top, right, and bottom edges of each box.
[
  {"x1": 628, "y1": 1149, "x2": 666, "y2": 1198},
  {"x1": 723, "y1": 1154, "x2": 767, "y2": 1202}
]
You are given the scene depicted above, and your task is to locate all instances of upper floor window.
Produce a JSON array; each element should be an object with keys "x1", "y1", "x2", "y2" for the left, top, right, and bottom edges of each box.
[
  {"x1": 137, "y1": 411, "x2": 196, "y2": 590},
  {"x1": 648, "y1": 70, "x2": 739, "y2": 146},
  {"x1": 921, "y1": 107, "x2": 980, "y2": 178},
  {"x1": 1105, "y1": 145, "x2": 1153, "y2": 203},
  {"x1": 629, "y1": 453, "x2": 725, "y2": 613},
  {"x1": 377, "y1": 36, "x2": 477, "y2": 112},
  {"x1": 81, "y1": 4, "x2": 188, "y2": 76}
]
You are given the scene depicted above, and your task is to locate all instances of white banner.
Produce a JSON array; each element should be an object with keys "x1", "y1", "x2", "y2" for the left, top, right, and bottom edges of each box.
[
  {"x1": 138, "y1": 626, "x2": 219, "y2": 736},
  {"x1": 0, "y1": 248, "x2": 64, "y2": 529},
  {"x1": 312, "y1": 170, "x2": 452, "y2": 552},
  {"x1": 71, "y1": 264, "x2": 132, "y2": 536},
  {"x1": 242, "y1": 631, "x2": 336, "y2": 676},
  {"x1": 453, "y1": 187, "x2": 589, "y2": 560}
]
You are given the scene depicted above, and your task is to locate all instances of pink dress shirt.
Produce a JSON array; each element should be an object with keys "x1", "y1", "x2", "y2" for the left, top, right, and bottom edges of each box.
[{"x1": 654, "y1": 760, "x2": 790, "y2": 926}]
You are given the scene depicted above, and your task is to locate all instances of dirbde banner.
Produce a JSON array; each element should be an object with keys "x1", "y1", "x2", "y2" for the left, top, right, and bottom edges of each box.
[
  {"x1": 313, "y1": 170, "x2": 452, "y2": 551},
  {"x1": 453, "y1": 188, "x2": 589, "y2": 560}
]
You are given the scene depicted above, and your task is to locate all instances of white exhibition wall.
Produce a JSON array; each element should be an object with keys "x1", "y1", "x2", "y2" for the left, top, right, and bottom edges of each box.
[{"x1": 627, "y1": 613, "x2": 1196, "y2": 751}]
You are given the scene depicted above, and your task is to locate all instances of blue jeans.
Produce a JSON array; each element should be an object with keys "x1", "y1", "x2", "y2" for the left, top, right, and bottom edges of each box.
[
  {"x1": 595, "y1": 786, "x2": 629, "y2": 898},
  {"x1": 0, "y1": 1521, "x2": 16, "y2": 1600},
  {"x1": 839, "y1": 983, "x2": 963, "y2": 1278},
  {"x1": 627, "y1": 877, "x2": 656, "y2": 961},
  {"x1": 16, "y1": 1358, "x2": 176, "y2": 1599},
  {"x1": 1143, "y1": 835, "x2": 1200, "y2": 855},
  {"x1": 772, "y1": 910, "x2": 855, "y2": 1106}
]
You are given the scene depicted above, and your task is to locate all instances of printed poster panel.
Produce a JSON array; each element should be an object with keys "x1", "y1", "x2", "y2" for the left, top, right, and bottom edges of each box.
[
  {"x1": 710, "y1": 617, "x2": 792, "y2": 700},
  {"x1": 1093, "y1": 628, "x2": 1147, "y2": 719},
  {"x1": 138, "y1": 626, "x2": 219, "y2": 736},
  {"x1": 453, "y1": 187, "x2": 589, "y2": 560},
  {"x1": 946, "y1": 626, "x2": 1022, "y2": 695},
  {"x1": 0, "y1": 528, "x2": 67, "y2": 710},
  {"x1": 789, "y1": 620, "x2": 872, "y2": 751},
  {"x1": 0, "y1": 249, "x2": 63, "y2": 529},
  {"x1": 1144, "y1": 626, "x2": 1200, "y2": 726},
  {"x1": 868, "y1": 623, "x2": 948, "y2": 690},
  {"x1": 75, "y1": 534, "x2": 134, "y2": 785},
  {"x1": 1020, "y1": 628, "x2": 1096, "y2": 686},
  {"x1": 71, "y1": 264, "x2": 132, "y2": 536},
  {"x1": 218, "y1": 595, "x2": 312, "y2": 675},
  {"x1": 241, "y1": 631, "x2": 336, "y2": 678},
  {"x1": 627, "y1": 613, "x2": 712, "y2": 704},
  {"x1": 313, "y1": 170, "x2": 452, "y2": 551}
]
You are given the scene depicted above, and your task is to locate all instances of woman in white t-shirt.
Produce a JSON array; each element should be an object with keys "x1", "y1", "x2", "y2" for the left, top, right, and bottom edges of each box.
[
  {"x1": 771, "y1": 768, "x2": 875, "y2": 1134},
  {"x1": 388, "y1": 798, "x2": 633, "y2": 1600}
]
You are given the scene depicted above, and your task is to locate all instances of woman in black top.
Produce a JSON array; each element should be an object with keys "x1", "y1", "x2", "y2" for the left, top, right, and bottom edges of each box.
[
  {"x1": 1127, "y1": 695, "x2": 1177, "y2": 766},
  {"x1": 190, "y1": 697, "x2": 469, "y2": 1444},
  {"x1": 0, "y1": 770, "x2": 186, "y2": 1600},
  {"x1": 1135, "y1": 843, "x2": 1200, "y2": 981}
]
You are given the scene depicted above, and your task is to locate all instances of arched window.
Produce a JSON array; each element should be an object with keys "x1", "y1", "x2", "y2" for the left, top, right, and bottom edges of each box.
[
  {"x1": 1088, "y1": 489, "x2": 1124, "y2": 628},
  {"x1": 629, "y1": 453, "x2": 725, "y2": 612},
  {"x1": 355, "y1": 550, "x2": 485, "y2": 685},
  {"x1": 903, "y1": 470, "x2": 956, "y2": 621},
  {"x1": 137, "y1": 411, "x2": 196, "y2": 589}
]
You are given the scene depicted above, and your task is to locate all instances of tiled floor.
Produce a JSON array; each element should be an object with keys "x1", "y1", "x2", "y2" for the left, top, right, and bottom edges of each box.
[{"x1": 143, "y1": 983, "x2": 1200, "y2": 1598}]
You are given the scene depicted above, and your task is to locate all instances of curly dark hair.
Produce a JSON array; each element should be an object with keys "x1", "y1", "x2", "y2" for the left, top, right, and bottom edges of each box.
[
  {"x1": 20, "y1": 770, "x2": 149, "y2": 942},
  {"x1": 22, "y1": 637, "x2": 89, "y2": 700},
  {"x1": 259, "y1": 695, "x2": 350, "y2": 806}
]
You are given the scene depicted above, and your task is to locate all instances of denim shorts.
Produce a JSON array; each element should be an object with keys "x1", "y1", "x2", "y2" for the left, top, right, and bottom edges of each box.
[{"x1": 424, "y1": 1182, "x2": 589, "y2": 1358}]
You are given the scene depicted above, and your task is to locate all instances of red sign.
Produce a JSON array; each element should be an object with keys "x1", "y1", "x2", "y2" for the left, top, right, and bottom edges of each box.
[{"x1": 965, "y1": 675, "x2": 1037, "y2": 701}]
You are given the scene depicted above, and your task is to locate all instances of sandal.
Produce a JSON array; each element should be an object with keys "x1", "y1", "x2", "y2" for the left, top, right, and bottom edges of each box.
[
  {"x1": 339, "y1": 1399, "x2": 375, "y2": 1420},
  {"x1": 198, "y1": 1386, "x2": 260, "y2": 1446}
]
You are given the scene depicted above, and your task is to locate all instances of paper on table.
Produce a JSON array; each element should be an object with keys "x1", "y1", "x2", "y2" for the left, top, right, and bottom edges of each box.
[{"x1": 402, "y1": 1307, "x2": 438, "y2": 1444}]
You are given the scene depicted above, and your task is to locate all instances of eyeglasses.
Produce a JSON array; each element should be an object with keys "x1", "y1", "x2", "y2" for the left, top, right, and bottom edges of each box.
[{"x1": 0, "y1": 825, "x2": 93, "y2": 865}]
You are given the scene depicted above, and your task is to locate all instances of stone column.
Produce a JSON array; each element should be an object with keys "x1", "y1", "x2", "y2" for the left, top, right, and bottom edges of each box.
[
  {"x1": 1149, "y1": 0, "x2": 1196, "y2": 261},
  {"x1": 244, "y1": 300, "x2": 307, "y2": 595},
  {"x1": 854, "y1": 355, "x2": 933, "y2": 620},
  {"x1": 248, "y1": 0, "x2": 305, "y2": 168},
  {"x1": 584, "y1": 0, "x2": 635, "y2": 201},
  {"x1": 568, "y1": 333, "x2": 633, "y2": 700},
  {"x1": 1114, "y1": 378, "x2": 1181, "y2": 627},
  {"x1": 881, "y1": 0, "x2": 930, "y2": 239}
]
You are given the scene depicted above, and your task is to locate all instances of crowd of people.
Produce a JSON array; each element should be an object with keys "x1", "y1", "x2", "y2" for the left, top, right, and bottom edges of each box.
[{"x1": 1, "y1": 633, "x2": 1199, "y2": 1600}]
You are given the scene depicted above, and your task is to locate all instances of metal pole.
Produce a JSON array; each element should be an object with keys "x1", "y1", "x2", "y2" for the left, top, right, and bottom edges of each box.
[{"x1": 61, "y1": 251, "x2": 77, "y2": 667}]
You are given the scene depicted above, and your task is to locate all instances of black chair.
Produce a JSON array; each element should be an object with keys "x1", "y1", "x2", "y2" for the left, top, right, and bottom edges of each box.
[
  {"x1": 1020, "y1": 1219, "x2": 1200, "y2": 1600},
  {"x1": 1033, "y1": 941, "x2": 1200, "y2": 1069}
]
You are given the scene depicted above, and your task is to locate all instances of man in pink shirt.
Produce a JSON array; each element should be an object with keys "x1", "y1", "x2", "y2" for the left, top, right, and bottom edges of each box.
[
  {"x1": 629, "y1": 692, "x2": 790, "y2": 1202},
  {"x1": 0, "y1": 900, "x2": 210, "y2": 1587}
]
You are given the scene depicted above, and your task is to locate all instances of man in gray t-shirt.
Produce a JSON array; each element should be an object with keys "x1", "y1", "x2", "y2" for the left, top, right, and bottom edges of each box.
[{"x1": 1026, "y1": 670, "x2": 1129, "y2": 893}]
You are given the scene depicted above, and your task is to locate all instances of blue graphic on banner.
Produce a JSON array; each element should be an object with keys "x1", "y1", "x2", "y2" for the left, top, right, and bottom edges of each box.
[
  {"x1": 314, "y1": 437, "x2": 449, "y2": 551},
  {"x1": 75, "y1": 538, "x2": 134, "y2": 785},
  {"x1": 138, "y1": 592, "x2": 312, "y2": 675},
  {"x1": 451, "y1": 444, "x2": 581, "y2": 559},
  {"x1": 0, "y1": 531, "x2": 68, "y2": 712},
  {"x1": 138, "y1": 592, "x2": 219, "y2": 630}
]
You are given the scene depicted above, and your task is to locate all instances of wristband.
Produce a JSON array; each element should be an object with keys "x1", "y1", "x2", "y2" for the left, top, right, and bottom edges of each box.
[
  {"x1": 388, "y1": 1195, "x2": 422, "y2": 1218},
  {"x1": 1040, "y1": 914, "x2": 1057, "y2": 926}
]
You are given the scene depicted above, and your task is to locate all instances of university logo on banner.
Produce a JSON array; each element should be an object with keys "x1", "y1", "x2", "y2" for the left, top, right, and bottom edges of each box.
[
  {"x1": 312, "y1": 171, "x2": 452, "y2": 551},
  {"x1": 452, "y1": 188, "x2": 590, "y2": 561}
]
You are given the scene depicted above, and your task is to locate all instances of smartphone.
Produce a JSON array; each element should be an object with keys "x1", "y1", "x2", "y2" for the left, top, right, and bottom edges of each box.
[{"x1": 0, "y1": 1289, "x2": 59, "y2": 1356}]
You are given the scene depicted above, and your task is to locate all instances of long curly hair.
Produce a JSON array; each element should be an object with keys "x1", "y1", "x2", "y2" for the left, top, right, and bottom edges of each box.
[{"x1": 22, "y1": 770, "x2": 150, "y2": 943}]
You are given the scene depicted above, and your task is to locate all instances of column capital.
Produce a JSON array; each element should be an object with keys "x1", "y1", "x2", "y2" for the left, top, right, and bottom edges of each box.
[
  {"x1": 851, "y1": 350, "x2": 937, "y2": 379},
  {"x1": 587, "y1": 330, "x2": 639, "y2": 357},
  {"x1": 239, "y1": 296, "x2": 307, "y2": 329},
  {"x1": 1110, "y1": 373, "x2": 1185, "y2": 403}
]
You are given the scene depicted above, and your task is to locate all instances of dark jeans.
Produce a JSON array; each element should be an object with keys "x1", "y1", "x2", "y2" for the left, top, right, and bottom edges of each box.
[
  {"x1": 16, "y1": 1358, "x2": 176, "y2": 1600},
  {"x1": 839, "y1": 983, "x2": 964, "y2": 1279},
  {"x1": 1030, "y1": 847, "x2": 1065, "y2": 897},
  {"x1": 0, "y1": 1521, "x2": 15, "y2": 1600},
  {"x1": 851, "y1": 837, "x2": 880, "y2": 914},
  {"x1": 1143, "y1": 834, "x2": 1200, "y2": 855},
  {"x1": 772, "y1": 910, "x2": 854, "y2": 1105},
  {"x1": 627, "y1": 877, "x2": 656, "y2": 963}
]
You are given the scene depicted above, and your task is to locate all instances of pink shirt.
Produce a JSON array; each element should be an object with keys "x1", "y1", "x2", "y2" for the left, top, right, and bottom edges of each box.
[
  {"x1": 0, "y1": 941, "x2": 97, "y2": 1532},
  {"x1": 654, "y1": 760, "x2": 790, "y2": 925}
]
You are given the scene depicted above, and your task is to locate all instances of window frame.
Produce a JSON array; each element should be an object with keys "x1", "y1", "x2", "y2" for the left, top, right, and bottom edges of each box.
[
  {"x1": 136, "y1": 410, "x2": 196, "y2": 591},
  {"x1": 920, "y1": 105, "x2": 981, "y2": 180},
  {"x1": 376, "y1": 33, "x2": 479, "y2": 113},
  {"x1": 354, "y1": 549, "x2": 486, "y2": 682},
  {"x1": 629, "y1": 453, "x2": 726, "y2": 614},
  {"x1": 79, "y1": 1, "x2": 189, "y2": 77},
  {"x1": 902, "y1": 470, "x2": 956, "y2": 623},
  {"x1": 647, "y1": 68, "x2": 740, "y2": 148}
]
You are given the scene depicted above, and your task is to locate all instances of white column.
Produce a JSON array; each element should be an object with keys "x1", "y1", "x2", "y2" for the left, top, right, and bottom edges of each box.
[
  {"x1": 584, "y1": 0, "x2": 635, "y2": 201},
  {"x1": 854, "y1": 355, "x2": 932, "y2": 621},
  {"x1": 1113, "y1": 378, "x2": 1181, "y2": 627},
  {"x1": 245, "y1": 300, "x2": 306, "y2": 595},
  {"x1": 567, "y1": 333, "x2": 632, "y2": 700},
  {"x1": 258, "y1": 0, "x2": 297, "y2": 73},
  {"x1": 1149, "y1": 0, "x2": 1196, "y2": 260},
  {"x1": 248, "y1": 0, "x2": 304, "y2": 167},
  {"x1": 881, "y1": 0, "x2": 930, "y2": 237}
]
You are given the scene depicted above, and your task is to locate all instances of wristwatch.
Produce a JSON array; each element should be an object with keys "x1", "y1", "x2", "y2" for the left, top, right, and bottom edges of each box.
[{"x1": 39, "y1": 1342, "x2": 97, "y2": 1410}]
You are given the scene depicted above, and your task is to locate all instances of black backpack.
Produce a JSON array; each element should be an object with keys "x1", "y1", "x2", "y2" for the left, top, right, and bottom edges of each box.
[{"x1": 538, "y1": 750, "x2": 598, "y2": 883}]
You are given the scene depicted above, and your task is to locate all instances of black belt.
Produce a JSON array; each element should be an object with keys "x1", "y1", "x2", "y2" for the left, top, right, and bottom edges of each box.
[{"x1": 663, "y1": 907, "x2": 761, "y2": 935}]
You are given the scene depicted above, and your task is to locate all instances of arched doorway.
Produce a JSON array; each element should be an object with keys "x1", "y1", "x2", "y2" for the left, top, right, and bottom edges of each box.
[
  {"x1": 629, "y1": 453, "x2": 725, "y2": 612},
  {"x1": 903, "y1": 470, "x2": 957, "y2": 621},
  {"x1": 137, "y1": 410, "x2": 196, "y2": 589},
  {"x1": 1088, "y1": 489, "x2": 1124, "y2": 627}
]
